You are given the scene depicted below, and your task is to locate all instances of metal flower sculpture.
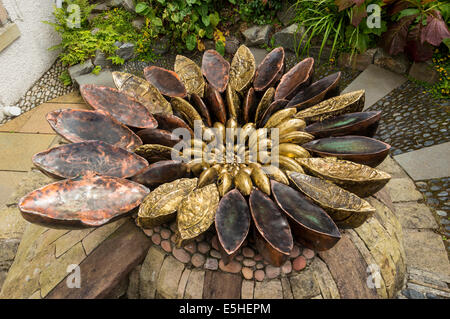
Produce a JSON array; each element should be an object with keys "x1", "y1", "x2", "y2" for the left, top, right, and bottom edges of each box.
[{"x1": 19, "y1": 46, "x2": 392, "y2": 267}]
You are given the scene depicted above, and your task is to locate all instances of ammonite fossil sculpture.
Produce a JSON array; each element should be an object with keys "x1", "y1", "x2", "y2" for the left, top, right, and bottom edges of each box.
[{"x1": 19, "y1": 45, "x2": 392, "y2": 267}]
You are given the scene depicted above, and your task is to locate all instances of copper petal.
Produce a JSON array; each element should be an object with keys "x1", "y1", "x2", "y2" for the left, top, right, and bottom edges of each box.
[
  {"x1": 275, "y1": 57, "x2": 314, "y2": 100},
  {"x1": 80, "y1": 84, "x2": 157, "y2": 129},
  {"x1": 243, "y1": 87, "x2": 257, "y2": 124},
  {"x1": 46, "y1": 109, "x2": 142, "y2": 152},
  {"x1": 112, "y1": 71, "x2": 173, "y2": 115},
  {"x1": 254, "y1": 47, "x2": 285, "y2": 92},
  {"x1": 249, "y1": 188, "x2": 293, "y2": 265},
  {"x1": 302, "y1": 135, "x2": 391, "y2": 167},
  {"x1": 215, "y1": 189, "x2": 251, "y2": 256},
  {"x1": 254, "y1": 87, "x2": 275, "y2": 125},
  {"x1": 152, "y1": 113, "x2": 194, "y2": 136},
  {"x1": 131, "y1": 160, "x2": 187, "y2": 188},
  {"x1": 33, "y1": 140, "x2": 148, "y2": 179},
  {"x1": 205, "y1": 84, "x2": 227, "y2": 124},
  {"x1": 19, "y1": 174, "x2": 149, "y2": 229},
  {"x1": 190, "y1": 93, "x2": 213, "y2": 127},
  {"x1": 271, "y1": 180, "x2": 340, "y2": 251},
  {"x1": 257, "y1": 99, "x2": 289, "y2": 128},
  {"x1": 143, "y1": 66, "x2": 187, "y2": 98},
  {"x1": 136, "y1": 128, "x2": 181, "y2": 147},
  {"x1": 201, "y1": 50, "x2": 230, "y2": 93},
  {"x1": 305, "y1": 111, "x2": 381, "y2": 138}
]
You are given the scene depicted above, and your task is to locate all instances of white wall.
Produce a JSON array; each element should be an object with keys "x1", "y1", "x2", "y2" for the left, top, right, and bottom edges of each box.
[{"x1": 0, "y1": 0, "x2": 61, "y2": 106}]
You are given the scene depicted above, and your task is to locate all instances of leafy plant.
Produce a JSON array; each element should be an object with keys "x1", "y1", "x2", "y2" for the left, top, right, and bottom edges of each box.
[
  {"x1": 59, "y1": 70, "x2": 72, "y2": 86},
  {"x1": 382, "y1": 0, "x2": 450, "y2": 62},
  {"x1": 231, "y1": 0, "x2": 283, "y2": 25},
  {"x1": 91, "y1": 65, "x2": 102, "y2": 75}
]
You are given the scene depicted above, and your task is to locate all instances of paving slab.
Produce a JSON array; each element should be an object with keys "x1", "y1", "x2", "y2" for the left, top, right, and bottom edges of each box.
[
  {"x1": 249, "y1": 48, "x2": 268, "y2": 67},
  {"x1": 385, "y1": 178, "x2": 423, "y2": 202},
  {"x1": 0, "y1": 133, "x2": 56, "y2": 171},
  {"x1": 393, "y1": 142, "x2": 450, "y2": 181},
  {"x1": 342, "y1": 64, "x2": 407, "y2": 110},
  {"x1": 74, "y1": 71, "x2": 115, "y2": 88},
  {"x1": 0, "y1": 171, "x2": 27, "y2": 207}
]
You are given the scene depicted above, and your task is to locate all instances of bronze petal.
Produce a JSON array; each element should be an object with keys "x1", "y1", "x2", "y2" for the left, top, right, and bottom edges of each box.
[
  {"x1": 131, "y1": 160, "x2": 187, "y2": 188},
  {"x1": 249, "y1": 188, "x2": 293, "y2": 265},
  {"x1": 254, "y1": 87, "x2": 275, "y2": 125},
  {"x1": 288, "y1": 171, "x2": 376, "y2": 228},
  {"x1": 258, "y1": 99, "x2": 289, "y2": 128},
  {"x1": 33, "y1": 140, "x2": 148, "y2": 179},
  {"x1": 137, "y1": 178, "x2": 197, "y2": 228},
  {"x1": 215, "y1": 189, "x2": 251, "y2": 256},
  {"x1": 302, "y1": 136, "x2": 391, "y2": 167},
  {"x1": 201, "y1": 49, "x2": 230, "y2": 93},
  {"x1": 46, "y1": 109, "x2": 142, "y2": 152},
  {"x1": 18, "y1": 174, "x2": 149, "y2": 229},
  {"x1": 287, "y1": 72, "x2": 341, "y2": 110},
  {"x1": 253, "y1": 47, "x2": 285, "y2": 92},
  {"x1": 190, "y1": 93, "x2": 213, "y2": 127},
  {"x1": 80, "y1": 84, "x2": 157, "y2": 129},
  {"x1": 136, "y1": 128, "x2": 181, "y2": 147},
  {"x1": 275, "y1": 57, "x2": 314, "y2": 100},
  {"x1": 243, "y1": 87, "x2": 257, "y2": 124},
  {"x1": 112, "y1": 71, "x2": 173, "y2": 115},
  {"x1": 305, "y1": 111, "x2": 382, "y2": 138},
  {"x1": 205, "y1": 84, "x2": 227, "y2": 124},
  {"x1": 226, "y1": 85, "x2": 242, "y2": 123},
  {"x1": 171, "y1": 97, "x2": 204, "y2": 128},
  {"x1": 152, "y1": 113, "x2": 194, "y2": 136},
  {"x1": 134, "y1": 144, "x2": 180, "y2": 164},
  {"x1": 143, "y1": 66, "x2": 187, "y2": 98},
  {"x1": 295, "y1": 89, "x2": 365, "y2": 123},
  {"x1": 174, "y1": 55, "x2": 206, "y2": 97},
  {"x1": 271, "y1": 180, "x2": 341, "y2": 251},
  {"x1": 297, "y1": 157, "x2": 391, "y2": 197},
  {"x1": 229, "y1": 45, "x2": 256, "y2": 93}
]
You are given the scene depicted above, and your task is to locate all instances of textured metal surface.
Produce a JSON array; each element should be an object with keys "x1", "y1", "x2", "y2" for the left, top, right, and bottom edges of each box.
[
  {"x1": 80, "y1": 84, "x2": 157, "y2": 129},
  {"x1": 19, "y1": 174, "x2": 149, "y2": 228},
  {"x1": 254, "y1": 87, "x2": 275, "y2": 125},
  {"x1": 136, "y1": 128, "x2": 181, "y2": 147},
  {"x1": 275, "y1": 57, "x2": 314, "y2": 100},
  {"x1": 201, "y1": 49, "x2": 230, "y2": 93},
  {"x1": 205, "y1": 84, "x2": 227, "y2": 124},
  {"x1": 259, "y1": 100, "x2": 289, "y2": 128},
  {"x1": 46, "y1": 109, "x2": 142, "y2": 152},
  {"x1": 171, "y1": 97, "x2": 204, "y2": 128},
  {"x1": 131, "y1": 160, "x2": 187, "y2": 188},
  {"x1": 229, "y1": 45, "x2": 256, "y2": 93},
  {"x1": 33, "y1": 140, "x2": 148, "y2": 179},
  {"x1": 243, "y1": 87, "x2": 257, "y2": 124},
  {"x1": 254, "y1": 47, "x2": 285, "y2": 92},
  {"x1": 174, "y1": 55, "x2": 206, "y2": 97},
  {"x1": 190, "y1": 93, "x2": 212, "y2": 127},
  {"x1": 143, "y1": 66, "x2": 187, "y2": 97},
  {"x1": 152, "y1": 113, "x2": 194, "y2": 136}
]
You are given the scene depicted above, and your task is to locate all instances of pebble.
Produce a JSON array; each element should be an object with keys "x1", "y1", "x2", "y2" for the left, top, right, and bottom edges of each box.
[
  {"x1": 289, "y1": 245, "x2": 300, "y2": 258},
  {"x1": 197, "y1": 242, "x2": 211, "y2": 254},
  {"x1": 184, "y1": 242, "x2": 197, "y2": 254},
  {"x1": 256, "y1": 263, "x2": 264, "y2": 270},
  {"x1": 210, "y1": 249, "x2": 221, "y2": 259},
  {"x1": 243, "y1": 259, "x2": 256, "y2": 267},
  {"x1": 242, "y1": 267, "x2": 253, "y2": 280},
  {"x1": 242, "y1": 247, "x2": 255, "y2": 258},
  {"x1": 254, "y1": 254, "x2": 263, "y2": 261},
  {"x1": 293, "y1": 256, "x2": 307, "y2": 271},
  {"x1": 254, "y1": 270, "x2": 265, "y2": 281},
  {"x1": 170, "y1": 234, "x2": 177, "y2": 244},
  {"x1": 281, "y1": 260, "x2": 292, "y2": 274},
  {"x1": 169, "y1": 222, "x2": 177, "y2": 232},
  {"x1": 191, "y1": 253, "x2": 206, "y2": 268},
  {"x1": 219, "y1": 260, "x2": 242, "y2": 273},
  {"x1": 303, "y1": 248, "x2": 315, "y2": 259},
  {"x1": 151, "y1": 233, "x2": 161, "y2": 245},
  {"x1": 436, "y1": 210, "x2": 447, "y2": 217},
  {"x1": 204, "y1": 258, "x2": 219, "y2": 270},
  {"x1": 195, "y1": 233, "x2": 205, "y2": 243},
  {"x1": 235, "y1": 255, "x2": 244, "y2": 261},
  {"x1": 265, "y1": 265, "x2": 281, "y2": 279},
  {"x1": 211, "y1": 235, "x2": 219, "y2": 251},
  {"x1": 173, "y1": 247, "x2": 191, "y2": 263},
  {"x1": 153, "y1": 226, "x2": 161, "y2": 233},
  {"x1": 161, "y1": 240, "x2": 172, "y2": 253},
  {"x1": 160, "y1": 228, "x2": 171, "y2": 240},
  {"x1": 142, "y1": 229, "x2": 153, "y2": 237}
]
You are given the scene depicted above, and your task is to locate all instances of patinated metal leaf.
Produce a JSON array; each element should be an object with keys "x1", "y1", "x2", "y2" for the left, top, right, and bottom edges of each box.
[
  {"x1": 287, "y1": 72, "x2": 341, "y2": 111},
  {"x1": 243, "y1": 87, "x2": 257, "y2": 123},
  {"x1": 112, "y1": 71, "x2": 173, "y2": 115},
  {"x1": 201, "y1": 49, "x2": 230, "y2": 93},
  {"x1": 205, "y1": 84, "x2": 227, "y2": 124},
  {"x1": 271, "y1": 180, "x2": 341, "y2": 251},
  {"x1": 295, "y1": 89, "x2": 365, "y2": 123},
  {"x1": 253, "y1": 47, "x2": 285, "y2": 92},
  {"x1": 302, "y1": 136, "x2": 391, "y2": 167},
  {"x1": 226, "y1": 85, "x2": 242, "y2": 123},
  {"x1": 134, "y1": 144, "x2": 180, "y2": 164},
  {"x1": 136, "y1": 128, "x2": 181, "y2": 147},
  {"x1": 136, "y1": 178, "x2": 197, "y2": 228},
  {"x1": 153, "y1": 113, "x2": 194, "y2": 136},
  {"x1": 79, "y1": 84, "x2": 157, "y2": 129},
  {"x1": 305, "y1": 111, "x2": 382, "y2": 138},
  {"x1": 297, "y1": 157, "x2": 391, "y2": 197},
  {"x1": 131, "y1": 160, "x2": 187, "y2": 188},
  {"x1": 174, "y1": 55, "x2": 206, "y2": 97},
  {"x1": 254, "y1": 87, "x2": 275, "y2": 125},
  {"x1": 258, "y1": 99, "x2": 289, "y2": 128},
  {"x1": 176, "y1": 183, "x2": 220, "y2": 245},
  {"x1": 215, "y1": 189, "x2": 251, "y2": 256},
  {"x1": 229, "y1": 45, "x2": 256, "y2": 93},
  {"x1": 171, "y1": 97, "x2": 204, "y2": 128},
  {"x1": 143, "y1": 66, "x2": 187, "y2": 98},
  {"x1": 19, "y1": 174, "x2": 149, "y2": 228},
  {"x1": 33, "y1": 140, "x2": 148, "y2": 179},
  {"x1": 249, "y1": 188, "x2": 293, "y2": 266},
  {"x1": 275, "y1": 57, "x2": 314, "y2": 100},
  {"x1": 190, "y1": 93, "x2": 212, "y2": 127},
  {"x1": 288, "y1": 171, "x2": 376, "y2": 228},
  {"x1": 46, "y1": 109, "x2": 142, "y2": 152}
]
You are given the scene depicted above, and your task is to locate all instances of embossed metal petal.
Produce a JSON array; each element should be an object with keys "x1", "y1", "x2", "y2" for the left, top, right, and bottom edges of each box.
[
  {"x1": 32, "y1": 140, "x2": 148, "y2": 179},
  {"x1": 174, "y1": 55, "x2": 206, "y2": 97},
  {"x1": 134, "y1": 144, "x2": 181, "y2": 164},
  {"x1": 271, "y1": 180, "x2": 340, "y2": 251},
  {"x1": 18, "y1": 174, "x2": 149, "y2": 228},
  {"x1": 46, "y1": 109, "x2": 142, "y2": 152},
  {"x1": 137, "y1": 178, "x2": 197, "y2": 228},
  {"x1": 170, "y1": 97, "x2": 204, "y2": 128},
  {"x1": 201, "y1": 50, "x2": 230, "y2": 93},
  {"x1": 254, "y1": 87, "x2": 275, "y2": 125},
  {"x1": 143, "y1": 66, "x2": 187, "y2": 98},
  {"x1": 215, "y1": 189, "x2": 251, "y2": 255},
  {"x1": 177, "y1": 183, "x2": 220, "y2": 244},
  {"x1": 229, "y1": 45, "x2": 256, "y2": 93},
  {"x1": 79, "y1": 84, "x2": 157, "y2": 129}
]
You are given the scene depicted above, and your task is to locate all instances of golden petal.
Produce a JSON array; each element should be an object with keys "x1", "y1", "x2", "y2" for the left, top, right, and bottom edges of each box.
[
  {"x1": 174, "y1": 55, "x2": 206, "y2": 97},
  {"x1": 134, "y1": 144, "x2": 181, "y2": 163},
  {"x1": 176, "y1": 183, "x2": 220, "y2": 245},
  {"x1": 170, "y1": 97, "x2": 204, "y2": 128},
  {"x1": 275, "y1": 118, "x2": 306, "y2": 136},
  {"x1": 112, "y1": 71, "x2": 172, "y2": 115},
  {"x1": 276, "y1": 143, "x2": 310, "y2": 158},
  {"x1": 137, "y1": 178, "x2": 197, "y2": 228},
  {"x1": 235, "y1": 169, "x2": 253, "y2": 196},
  {"x1": 255, "y1": 87, "x2": 275, "y2": 124},
  {"x1": 279, "y1": 131, "x2": 315, "y2": 145},
  {"x1": 226, "y1": 85, "x2": 242, "y2": 122},
  {"x1": 230, "y1": 45, "x2": 256, "y2": 93},
  {"x1": 264, "y1": 108, "x2": 297, "y2": 128}
]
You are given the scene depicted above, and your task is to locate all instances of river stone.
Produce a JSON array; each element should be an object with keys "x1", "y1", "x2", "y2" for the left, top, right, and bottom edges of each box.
[
  {"x1": 242, "y1": 25, "x2": 273, "y2": 46},
  {"x1": 271, "y1": 23, "x2": 305, "y2": 52},
  {"x1": 374, "y1": 49, "x2": 410, "y2": 74}
]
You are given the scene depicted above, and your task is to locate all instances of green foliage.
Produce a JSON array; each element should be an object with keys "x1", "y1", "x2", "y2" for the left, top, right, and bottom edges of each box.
[
  {"x1": 233, "y1": 0, "x2": 283, "y2": 25},
  {"x1": 91, "y1": 65, "x2": 102, "y2": 75},
  {"x1": 59, "y1": 70, "x2": 72, "y2": 86},
  {"x1": 428, "y1": 46, "x2": 449, "y2": 99}
]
